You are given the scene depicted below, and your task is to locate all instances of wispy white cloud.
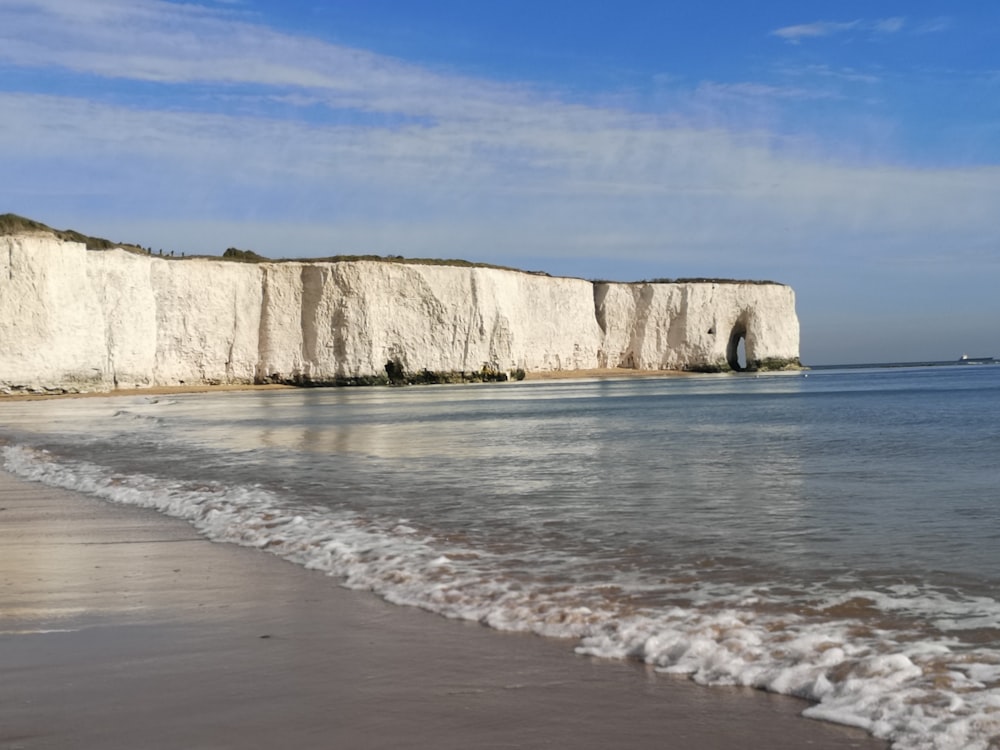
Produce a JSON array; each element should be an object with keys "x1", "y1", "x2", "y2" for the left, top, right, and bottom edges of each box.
[
  {"x1": 5, "y1": 87, "x2": 997, "y2": 272},
  {"x1": 0, "y1": 0, "x2": 544, "y2": 124},
  {"x1": 871, "y1": 17, "x2": 906, "y2": 34},
  {"x1": 695, "y1": 81, "x2": 839, "y2": 102},
  {"x1": 773, "y1": 20, "x2": 860, "y2": 42},
  {"x1": 1, "y1": 2, "x2": 998, "y2": 309},
  {"x1": 913, "y1": 17, "x2": 952, "y2": 35},
  {"x1": 799, "y1": 64, "x2": 881, "y2": 85},
  {"x1": 772, "y1": 17, "x2": 906, "y2": 43}
]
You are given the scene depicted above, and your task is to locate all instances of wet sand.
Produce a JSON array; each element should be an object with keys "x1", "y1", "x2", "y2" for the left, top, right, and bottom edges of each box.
[
  {"x1": 0, "y1": 470, "x2": 885, "y2": 750},
  {"x1": 0, "y1": 367, "x2": 697, "y2": 403},
  {"x1": 0, "y1": 382, "x2": 295, "y2": 402},
  {"x1": 522, "y1": 367, "x2": 697, "y2": 381}
]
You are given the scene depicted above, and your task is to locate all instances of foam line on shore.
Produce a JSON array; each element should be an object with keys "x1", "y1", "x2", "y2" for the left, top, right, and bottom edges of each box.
[{"x1": 0, "y1": 468, "x2": 884, "y2": 750}]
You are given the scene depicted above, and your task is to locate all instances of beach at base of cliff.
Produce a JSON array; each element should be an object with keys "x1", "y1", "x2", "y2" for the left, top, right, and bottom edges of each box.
[
  {"x1": 523, "y1": 366, "x2": 699, "y2": 380},
  {"x1": 0, "y1": 367, "x2": 697, "y2": 402},
  {"x1": 0, "y1": 470, "x2": 885, "y2": 750}
]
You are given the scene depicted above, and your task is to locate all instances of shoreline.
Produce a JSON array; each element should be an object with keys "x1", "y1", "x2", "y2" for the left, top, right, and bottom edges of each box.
[
  {"x1": 522, "y1": 366, "x2": 699, "y2": 381},
  {"x1": 0, "y1": 468, "x2": 886, "y2": 749},
  {"x1": 0, "y1": 382, "x2": 295, "y2": 402},
  {"x1": 0, "y1": 367, "x2": 698, "y2": 402}
]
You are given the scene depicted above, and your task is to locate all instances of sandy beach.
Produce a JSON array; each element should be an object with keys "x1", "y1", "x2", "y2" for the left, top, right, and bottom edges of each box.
[
  {"x1": 0, "y1": 383, "x2": 296, "y2": 402},
  {"x1": 0, "y1": 367, "x2": 703, "y2": 403},
  {"x1": 522, "y1": 367, "x2": 699, "y2": 381},
  {"x1": 0, "y1": 469, "x2": 885, "y2": 750}
]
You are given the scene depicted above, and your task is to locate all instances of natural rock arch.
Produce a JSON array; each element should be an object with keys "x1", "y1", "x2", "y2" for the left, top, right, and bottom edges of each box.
[{"x1": 727, "y1": 321, "x2": 748, "y2": 371}]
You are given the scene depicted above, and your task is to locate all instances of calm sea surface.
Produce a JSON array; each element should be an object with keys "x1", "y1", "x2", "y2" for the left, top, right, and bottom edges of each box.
[{"x1": 3, "y1": 364, "x2": 999, "y2": 749}]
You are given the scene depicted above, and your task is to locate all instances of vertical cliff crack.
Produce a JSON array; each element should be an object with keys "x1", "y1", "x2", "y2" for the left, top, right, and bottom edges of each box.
[
  {"x1": 227, "y1": 300, "x2": 237, "y2": 383},
  {"x1": 592, "y1": 282, "x2": 608, "y2": 335},
  {"x1": 461, "y1": 271, "x2": 479, "y2": 370},
  {"x1": 300, "y1": 266, "x2": 323, "y2": 376},
  {"x1": 256, "y1": 267, "x2": 270, "y2": 383}
]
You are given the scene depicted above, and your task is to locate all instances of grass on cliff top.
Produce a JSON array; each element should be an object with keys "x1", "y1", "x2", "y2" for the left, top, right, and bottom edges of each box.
[
  {"x1": 589, "y1": 275, "x2": 782, "y2": 286},
  {"x1": 223, "y1": 246, "x2": 548, "y2": 274},
  {"x1": 640, "y1": 277, "x2": 780, "y2": 285},
  {"x1": 0, "y1": 213, "x2": 147, "y2": 254},
  {"x1": 2, "y1": 213, "x2": 782, "y2": 285},
  {"x1": 0, "y1": 214, "x2": 545, "y2": 273}
]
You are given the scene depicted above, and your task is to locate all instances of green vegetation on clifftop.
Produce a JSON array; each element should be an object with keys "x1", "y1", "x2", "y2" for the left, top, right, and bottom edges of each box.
[
  {"x1": 0, "y1": 214, "x2": 147, "y2": 253},
  {"x1": 2, "y1": 213, "x2": 786, "y2": 285}
]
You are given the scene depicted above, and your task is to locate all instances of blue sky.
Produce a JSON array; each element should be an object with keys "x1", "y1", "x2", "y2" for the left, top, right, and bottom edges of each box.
[{"x1": 2, "y1": 1, "x2": 998, "y2": 365}]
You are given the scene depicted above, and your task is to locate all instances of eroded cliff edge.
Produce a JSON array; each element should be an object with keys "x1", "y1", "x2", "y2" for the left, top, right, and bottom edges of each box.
[{"x1": 1, "y1": 233, "x2": 800, "y2": 393}]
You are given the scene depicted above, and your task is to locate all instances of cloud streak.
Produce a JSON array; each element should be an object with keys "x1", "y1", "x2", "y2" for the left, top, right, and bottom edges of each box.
[
  {"x1": 2, "y1": 4, "x2": 995, "y2": 232},
  {"x1": 772, "y1": 17, "x2": 906, "y2": 43},
  {"x1": 5, "y1": 88, "x2": 997, "y2": 267},
  {"x1": 0, "y1": 0, "x2": 549, "y2": 124}
]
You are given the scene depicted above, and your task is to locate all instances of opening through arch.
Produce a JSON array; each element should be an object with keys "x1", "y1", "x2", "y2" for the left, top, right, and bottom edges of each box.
[{"x1": 727, "y1": 324, "x2": 747, "y2": 371}]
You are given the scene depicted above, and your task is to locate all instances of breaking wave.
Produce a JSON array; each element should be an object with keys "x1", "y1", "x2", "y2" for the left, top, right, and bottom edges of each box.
[{"x1": 5, "y1": 443, "x2": 1000, "y2": 750}]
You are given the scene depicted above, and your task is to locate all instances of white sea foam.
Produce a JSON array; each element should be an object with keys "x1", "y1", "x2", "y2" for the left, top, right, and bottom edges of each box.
[{"x1": 5, "y1": 443, "x2": 1000, "y2": 750}]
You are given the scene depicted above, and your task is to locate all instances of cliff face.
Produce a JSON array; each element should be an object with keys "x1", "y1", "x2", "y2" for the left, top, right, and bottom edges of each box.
[
  {"x1": 256, "y1": 261, "x2": 602, "y2": 383},
  {"x1": 1, "y1": 234, "x2": 800, "y2": 393},
  {"x1": 595, "y1": 281, "x2": 800, "y2": 372}
]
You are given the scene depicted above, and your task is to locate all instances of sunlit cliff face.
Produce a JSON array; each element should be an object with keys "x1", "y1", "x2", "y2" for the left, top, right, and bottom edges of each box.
[{"x1": 1, "y1": 234, "x2": 800, "y2": 393}]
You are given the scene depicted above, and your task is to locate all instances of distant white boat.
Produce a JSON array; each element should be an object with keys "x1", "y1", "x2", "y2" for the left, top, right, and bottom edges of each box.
[{"x1": 958, "y1": 354, "x2": 996, "y2": 364}]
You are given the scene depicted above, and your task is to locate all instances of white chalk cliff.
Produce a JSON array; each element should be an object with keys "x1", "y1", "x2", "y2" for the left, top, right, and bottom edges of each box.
[{"x1": 1, "y1": 233, "x2": 800, "y2": 393}]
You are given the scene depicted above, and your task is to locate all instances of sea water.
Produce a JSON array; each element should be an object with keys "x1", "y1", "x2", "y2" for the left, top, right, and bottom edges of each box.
[{"x1": 2, "y1": 365, "x2": 999, "y2": 749}]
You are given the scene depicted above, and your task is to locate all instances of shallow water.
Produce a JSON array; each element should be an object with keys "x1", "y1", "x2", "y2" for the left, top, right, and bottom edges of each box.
[{"x1": 3, "y1": 364, "x2": 1000, "y2": 749}]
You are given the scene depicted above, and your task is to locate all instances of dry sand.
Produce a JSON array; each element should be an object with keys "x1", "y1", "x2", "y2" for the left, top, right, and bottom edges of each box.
[{"x1": 0, "y1": 470, "x2": 886, "y2": 750}]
